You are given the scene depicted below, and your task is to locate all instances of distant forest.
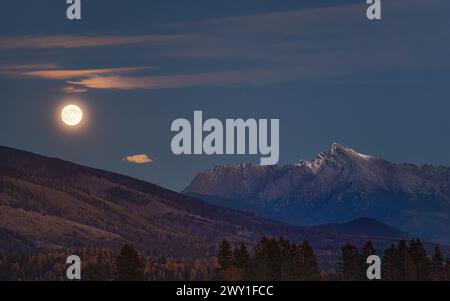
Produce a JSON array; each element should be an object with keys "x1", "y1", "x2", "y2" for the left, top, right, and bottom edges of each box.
[{"x1": 1, "y1": 237, "x2": 450, "y2": 281}]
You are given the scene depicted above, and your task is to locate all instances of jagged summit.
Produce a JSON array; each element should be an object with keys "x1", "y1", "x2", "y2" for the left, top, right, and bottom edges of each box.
[
  {"x1": 296, "y1": 143, "x2": 375, "y2": 173},
  {"x1": 330, "y1": 142, "x2": 347, "y2": 155},
  {"x1": 329, "y1": 143, "x2": 375, "y2": 160}
]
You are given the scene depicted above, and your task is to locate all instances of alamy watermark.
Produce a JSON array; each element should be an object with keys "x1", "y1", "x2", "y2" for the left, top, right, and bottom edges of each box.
[
  {"x1": 66, "y1": 255, "x2": 81, "y2": 280},
  {"x1": 66, "y1": 0, "x2": 81, "y2": 20},
  {"x1": 170, "y1": 111, "x2": 280, "y2": 165},
  {"x1": 65, "y1": 1, "x2": 382, "y2": 21},
  {"x1": 367, "y1": 255, "x2": 381, "y2": 280},
  {"x1": 367, "y1": 0, "x2": 382, "y2": 20}
]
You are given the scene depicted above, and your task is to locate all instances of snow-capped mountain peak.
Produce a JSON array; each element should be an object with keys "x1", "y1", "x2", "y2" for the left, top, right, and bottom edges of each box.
[
  {"x1": 184, "y1": 143, "x2": 450, "y2": 244},
  {"x1": 329, "y1": 143, "x2": 374, "y2": 161},
  {"x1": 297, "y1": 143, "x2": 375, "y2": 174}
]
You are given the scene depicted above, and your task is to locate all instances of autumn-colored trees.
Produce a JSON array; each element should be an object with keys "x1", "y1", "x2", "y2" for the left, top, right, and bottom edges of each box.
[{"x1": 0, "y1": 246, "x2": 215, "y2": 281}]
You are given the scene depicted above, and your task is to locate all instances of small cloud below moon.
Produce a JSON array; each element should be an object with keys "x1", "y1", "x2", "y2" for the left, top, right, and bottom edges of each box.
[{"x1": 123, "y1": 154, "x2": 153, "y2": 164}]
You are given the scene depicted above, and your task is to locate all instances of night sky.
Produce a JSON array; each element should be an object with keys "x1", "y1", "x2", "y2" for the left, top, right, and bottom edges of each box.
[{"x1": 1, "y1": 0, "x2": 450, "y2": 191}]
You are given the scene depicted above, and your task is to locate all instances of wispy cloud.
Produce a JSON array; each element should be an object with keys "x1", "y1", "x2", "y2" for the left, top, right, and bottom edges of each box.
[
  {"x1": 0, "y1": 64, "x2": 156, "y2": 92},
  {"x1": 0, "y1": 63, "x2": 60, "y2": 70},
  {"x1": 62, "y1": 86, "x2": 88, "y2": 94},
  {"x1": 2, "y1": 0, "x2": 449, "y2": 93},
  {"x1": 0, "y1": 64, "x2": 152, "y2": 79},
  {"x1": 166, "y1": 4, "x2": 358, "y2": 36},
  {"x1": 123, "y1": 154, "x2": 153, "y2": 164},
  {"x1": 18, "y1": 66, "x2": 152, "y2": 80},
  {"x1": 67, "y1": 68, "x2": 310, "y2": 90},
  {"x1": 0, "y1": 34, "x2": 190, "y2": 49},
  {"x1": 164, "y1": 0, "x2": 450, "y2": 71}
]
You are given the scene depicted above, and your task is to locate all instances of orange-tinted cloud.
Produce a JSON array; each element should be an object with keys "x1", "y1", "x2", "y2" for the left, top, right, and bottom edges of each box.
[
  {"x1": 20, "y1": 67, "x2": 151, "y2": 79},
  {"x1": 0, "y1": 35, "x2": 190, "y2": 49},
  {"x1": 0, "y1": 64, "x2": 156, "y2": 93},
  {"x1": 123, "y1": 154, "x2": 153, "y2": 164},
  {"x1": 67, "y1": 68, "x2": 301, "y2": 90},
  {"x1": 0, "y1": 64, "x2": 153, "y2": 81}
]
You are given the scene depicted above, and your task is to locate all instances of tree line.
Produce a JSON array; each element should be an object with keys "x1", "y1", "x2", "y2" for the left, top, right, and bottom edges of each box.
[
  {"x1": 216, "y1": 237, "x2": 450, "y2": 281},
  {"x1": 2, "y1": 239, "x2": 450, "y2": 281}
]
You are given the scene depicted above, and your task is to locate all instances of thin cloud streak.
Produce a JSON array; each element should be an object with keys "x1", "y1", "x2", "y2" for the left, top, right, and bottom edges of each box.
[
  {"x1": 0, "y1": 64, "x2": 153, "y2": 80},
  {"x1": 164, "y1": 0, "x2": 450, "y2": 70},
  {"x1": 0, "y1": 63, "x2": 59, "y2": 70},
  {"x1": 0, "y1": 34, "x2": 191, "y2": 49},
  {"x1": 19, "y1": 67, "x2": 153, "y2": 79},
  {"x1": 63, "y1": 86, "x2": 88, "y2": 94},
  {"x1": 67, "y1": 68, "x2": 306, "y2": 90}
]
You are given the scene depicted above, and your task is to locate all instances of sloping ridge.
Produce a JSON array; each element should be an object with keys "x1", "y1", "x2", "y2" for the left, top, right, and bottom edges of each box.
[{"x1": 0, "y1": 146, "x2": 308, "y2": 257}]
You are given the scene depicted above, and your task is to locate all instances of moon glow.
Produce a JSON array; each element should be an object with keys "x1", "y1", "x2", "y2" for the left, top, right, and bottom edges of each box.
[{"x1": 61, "y1": 105, "x2": 83, "y2": 126}]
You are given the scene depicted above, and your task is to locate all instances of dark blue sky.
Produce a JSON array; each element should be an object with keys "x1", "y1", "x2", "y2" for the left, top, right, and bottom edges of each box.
[{"x1": 1, "y1": 0, "x2": 450, "y2": 191}]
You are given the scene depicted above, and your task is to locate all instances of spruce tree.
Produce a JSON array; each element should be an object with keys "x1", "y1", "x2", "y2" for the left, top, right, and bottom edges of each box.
[
  {"x1": 249, "y1": 237, "x2": 272, "y2": 280},
  {"x1": 248, "y1": 237, "x2": 270, "y2": 280},
  {"x1": 431, "y1": 245, "x2": 445, "y2": 281},
  {"x1": 248, "y1": 237, "x2": 293, "y2": 281},
  {"x1": 398, "y1": 240, "x2": 417, "y2": 281},
  {"x1": 339, "y1": 243, "x2": 362, "y2": 281},
  {"x1": 233, "y1": 243, "x2": 250, "y2": 270},
  {"x1": 292, "y1": 243, "x2": 304, "y2": 280},
  {"x1": 264, "y1": 238, "x2": 284, "y2": 281},
  {"x1": 277, "y1": 238, "x2": 296, "y2": 281},
  {"x1": 298, "y1": 240, "x2": 320, "y2": 281},
  {"x1": 217, "y1": 239, "x2": 234, "y2": 270},
  {"x1": 382, "y1": 244, "x2": 399, "y2": 281},
  {"x1": 114, "y1": 244, "x2": 145, "y2": 281},
  {"x1": 408, "y1": 239, "x2": 431, "y2": 281}
]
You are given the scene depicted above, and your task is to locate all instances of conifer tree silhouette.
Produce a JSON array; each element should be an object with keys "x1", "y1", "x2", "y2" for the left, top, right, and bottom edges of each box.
[
  {"x1": 217, "y1": 239, "x2": 234, "y2": 270},
  {"x1": 431, "y1": 245, "x2": 445, "y2": 281},
  {"x1": 114, "y1": 244, "x2": 145, "y2": 281}
]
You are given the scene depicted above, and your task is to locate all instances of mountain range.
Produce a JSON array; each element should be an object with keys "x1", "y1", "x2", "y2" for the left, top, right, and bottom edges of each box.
[
  {"x1": 0, "y1": 145, "x2": 416, "y2": 267},
  {"x1": 184, "y1": 143, "x2": 450, "y2": 244}
]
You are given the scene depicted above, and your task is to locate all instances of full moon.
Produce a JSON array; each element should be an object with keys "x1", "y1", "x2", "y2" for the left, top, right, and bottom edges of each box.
[{"x1": 61, "y1": 104, "x2": 83, "y2": 126}]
